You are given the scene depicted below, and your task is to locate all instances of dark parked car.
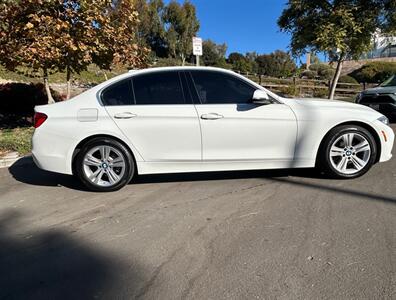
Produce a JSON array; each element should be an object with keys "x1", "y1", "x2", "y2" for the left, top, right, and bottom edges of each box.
[{"x1": 356, "y1": 75, "x2": 396, "y2": 121}]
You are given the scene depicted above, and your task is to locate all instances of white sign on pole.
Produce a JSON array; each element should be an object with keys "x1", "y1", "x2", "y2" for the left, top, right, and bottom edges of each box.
[{"x1": 192, "y1": 37, "x2": 203, "y2": 56}]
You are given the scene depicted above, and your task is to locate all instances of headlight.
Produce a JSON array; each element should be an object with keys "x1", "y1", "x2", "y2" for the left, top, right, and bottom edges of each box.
[{"x1": 378, "y1": 115, "x2": 389, "y2": 126}]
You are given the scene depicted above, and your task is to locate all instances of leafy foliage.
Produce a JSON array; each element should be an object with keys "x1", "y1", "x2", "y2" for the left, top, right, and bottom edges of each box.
[
  {"x1": 278, "y1": 0, "x2": 396, "y2": 98},
  {"x1": 202, "y1": 39, "x2": 227, "y2": 67},
  {"x1": 338, "y1": 75, "x2": 358, "y2": 84},
  {"x1": 300, "y1": 70, "x2": 316, "y2": 79},
  {"x1": 228, "y1": 53, "x2": 252, "y2": 73},
  {"x1": 0, "y1": 0, "x2": 148, "y2": 102},
  {"x1": 350, "y1": 61, "x2": 396, "y2": 83},
  {"x1": 255, "y1": 50, "x2": 296, "y2": 77},
  {"x1": 135, "y1": 0, "x2": 168, "y2": 58},
  {"x1": 163, "y1": 0, "x2": 199, "y2": 65},
  {"x1": 278, "y1": 0, "x2": 395, "y2": 58}
]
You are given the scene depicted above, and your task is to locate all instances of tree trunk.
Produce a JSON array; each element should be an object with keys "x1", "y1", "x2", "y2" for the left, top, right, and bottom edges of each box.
[
  {"x1": 66, "y1": 65, "x2": 71, "y2": 100},
  {"x1": 328, "y1": 54, "x2": 344, "y2": 100},
  {"x1": 181, "y1": 53, "x2": 186, "y2": 66},
  {"x1": 43, "y1": 68, "x2": 55, "y2": 104}
]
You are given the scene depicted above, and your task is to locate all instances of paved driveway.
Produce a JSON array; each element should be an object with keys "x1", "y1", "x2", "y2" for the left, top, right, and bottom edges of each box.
[{"x1": 0, "y1": 125, "x2": 395, "y2": 299}]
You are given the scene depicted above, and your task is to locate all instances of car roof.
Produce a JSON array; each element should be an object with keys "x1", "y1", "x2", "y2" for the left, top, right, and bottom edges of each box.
[
  {"x1": 128, "y1": 66, "x2": 238, "y2": 75},
  {"x1": 96, "y1": 66, "x2": 246, "y2": 90}
]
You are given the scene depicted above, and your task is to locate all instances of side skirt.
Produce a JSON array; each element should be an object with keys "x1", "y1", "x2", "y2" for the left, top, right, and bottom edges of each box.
[{"x1": 136, "y1": 159, "x2": 315, "y2": 175}]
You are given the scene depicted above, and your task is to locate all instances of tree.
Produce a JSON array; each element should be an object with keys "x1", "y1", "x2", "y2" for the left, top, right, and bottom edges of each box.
[
  {"x1": 255, "y1": 50, "x2": 296, "y2": 77},
  {"x1": 135, "y1": 0, "x2": 167, "y2": 58},
  {"x1": 99, "y1": 0, "x2": 148, "y2": 69},
  {"x1": 0, "y1": 0, "x2": 65, "y2": 103},
  {"x1": 255, "y1": 54, "x2": 273, "y2": 76},
  {"x1": 351, "y1": 61, "x2": 396, "y2": 83},
  {"x1": 278, "y1": 0, "x2": 396, "y2": 99},
  {"x1": 0, "y1": 0, "x2": 148, "y2": 102},
  {"x1": 245, "y1": 51, "x2": 259, "y2": 73},
  {"x1": 228, "y1": 52, "x2": 244, "y2": 65},
  {"x1": 202, "y1": 39, "x2": 227, "y2": 66},
  {"x1": 58, "y1": 0, "x2": 113, "y2": 99},
  {"x1": 227, "y1": 52, "x2": 252, "y2": 73},
  {"x1": 163, "y1": 0, "x2": 200, "y2": 65}
]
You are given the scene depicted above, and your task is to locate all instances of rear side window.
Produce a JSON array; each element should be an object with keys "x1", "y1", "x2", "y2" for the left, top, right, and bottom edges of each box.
[
  {"x1": 133, "y1": 71, "x2": 186, "y2": 105},
  {"x1": 101, "y1": 80, "x2": 133, "y2": 106},
  {"x1": 190, "y1": 71, "x2": 255, "y2": 104}
]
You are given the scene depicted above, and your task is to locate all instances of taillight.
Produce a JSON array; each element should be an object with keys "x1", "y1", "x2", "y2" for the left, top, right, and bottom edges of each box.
[{"x1": 34, "y1": 112, "x2": 48, "y2": 128}]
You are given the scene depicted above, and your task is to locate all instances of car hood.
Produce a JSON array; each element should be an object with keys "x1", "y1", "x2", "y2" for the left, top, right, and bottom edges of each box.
[
  {"x1": 293, "y1": 98, "x2": 372, "y2": 110},
  {"x1": 362, "y1": 86, "x2": 396, "y2": 95},
  {"x1": 287, "y1": 97, "x2": 383, "y2": 119}
]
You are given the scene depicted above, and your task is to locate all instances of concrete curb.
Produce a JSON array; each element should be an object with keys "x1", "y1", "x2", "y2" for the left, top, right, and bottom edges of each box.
[{"x1": 0, "y1": 152, "x2": 21, "y2": 168}]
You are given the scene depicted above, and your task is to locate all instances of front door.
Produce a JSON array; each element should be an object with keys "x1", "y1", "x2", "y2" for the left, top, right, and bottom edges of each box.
[{"x1": 189, "y1": 70, "x2": 297, "y2": 161}]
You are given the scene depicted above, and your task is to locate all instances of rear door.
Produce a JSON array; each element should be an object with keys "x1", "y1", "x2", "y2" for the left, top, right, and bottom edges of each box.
[{"x1": 103, "y1": 71, "x2": 201, "y2": 162}]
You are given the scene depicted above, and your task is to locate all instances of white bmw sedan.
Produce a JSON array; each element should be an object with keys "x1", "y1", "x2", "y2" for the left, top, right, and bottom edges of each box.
[{"x1": 32, "y1": 67, "x2": 394, "y2": 191}]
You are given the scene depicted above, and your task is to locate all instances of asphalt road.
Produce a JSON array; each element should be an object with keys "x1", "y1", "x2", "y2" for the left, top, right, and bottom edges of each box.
[{"x1": 0, "y1": 125, "x2": 395, "y2": 300}]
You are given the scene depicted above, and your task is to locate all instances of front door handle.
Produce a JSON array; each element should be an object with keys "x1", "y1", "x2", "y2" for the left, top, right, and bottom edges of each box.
[
  {"x1": 201, "y1": 113, "x2": 224, "y2": 120},
  {"x1": 114, "y1": 112, "x2": 137, "y2": 119}
]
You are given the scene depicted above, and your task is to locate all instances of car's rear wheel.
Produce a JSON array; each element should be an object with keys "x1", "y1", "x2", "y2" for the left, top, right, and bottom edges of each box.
[
  {"x1": 318, "y1": 125, "x2": 377, "y2": 179},
  {"x1": 75, "y1": 138, "x2": 135, "y2": 192}
]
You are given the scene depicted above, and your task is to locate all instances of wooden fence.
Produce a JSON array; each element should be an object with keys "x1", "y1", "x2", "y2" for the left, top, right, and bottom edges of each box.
[{"x1": 235, "y1": 71, "x2": 368, "y2": 99}]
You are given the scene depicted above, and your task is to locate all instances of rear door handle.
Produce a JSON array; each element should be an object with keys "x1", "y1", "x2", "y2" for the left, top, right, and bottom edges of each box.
[
  {"x1": 200, "y1": 113, "x2": 224, "y2": 120},
  {"x1": 114, "y1": 112, "x2": 137, "y2": 119}
]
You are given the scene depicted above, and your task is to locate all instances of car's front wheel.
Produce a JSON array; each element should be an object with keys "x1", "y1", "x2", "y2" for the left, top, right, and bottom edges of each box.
[
  {"x1": 318, "y1": 125, "x2": 377, "y2": 179},
  {"x1": 75, "y1": 138, "x2": 135, "y2": 192}
]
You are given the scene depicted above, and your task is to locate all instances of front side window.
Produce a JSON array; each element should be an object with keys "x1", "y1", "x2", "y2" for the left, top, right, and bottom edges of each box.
[
  {"x1": 190, "y1": 71, "x2": 256, "y2": 104},
  {"x1": 133, "y1": 71, "x2": 186, "y2": 105},
  {"x1": 101, "y1": 80, "x2": 133, "y2": 106}
]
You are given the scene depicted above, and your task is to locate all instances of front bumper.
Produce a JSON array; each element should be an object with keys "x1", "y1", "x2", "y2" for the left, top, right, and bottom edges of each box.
[{"x1": 372, "y1": 120, "x2": 394, "y2": 163}]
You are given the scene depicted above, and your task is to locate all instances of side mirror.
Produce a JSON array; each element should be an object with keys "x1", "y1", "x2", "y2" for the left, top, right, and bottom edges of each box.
[{"x1": 252, "y1": 90, "x2": 272, "y2": 105}]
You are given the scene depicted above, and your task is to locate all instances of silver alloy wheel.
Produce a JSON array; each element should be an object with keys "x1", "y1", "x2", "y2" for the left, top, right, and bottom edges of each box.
[
  {"x1": 329, "y1": 132, "x2": 371, "y2": 175},
  {"x1": 82, "y1": 145, "x2": 126, "y2": 187}
]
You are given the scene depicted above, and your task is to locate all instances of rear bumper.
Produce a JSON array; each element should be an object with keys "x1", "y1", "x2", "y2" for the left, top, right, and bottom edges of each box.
[{"x1": 32, "y1": 128, "x2": 75, "y2": 175}]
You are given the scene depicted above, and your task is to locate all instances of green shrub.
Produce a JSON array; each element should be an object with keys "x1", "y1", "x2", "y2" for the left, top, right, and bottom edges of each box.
[
  {"x1": 278, "y1": 85, "x2": 299, "y2": 97},
  {"x1": 319, "y1": 68, "x2": 335, "y2": 80},
  {"x1": 301, "y1": 70, "x2": 316, "y2": 79},
  {"x1": 313, "y1": 88, "x2": 329, "y2": 98},
  {"x1": 338, "y1": 75, "x2": 358, "y2": 84},
  {"x1": 309, "y1": 63, "x2": 331, "y2": 73},
  {"x1": 350, "y1": 61, "x2": 396, "y2": 83}
]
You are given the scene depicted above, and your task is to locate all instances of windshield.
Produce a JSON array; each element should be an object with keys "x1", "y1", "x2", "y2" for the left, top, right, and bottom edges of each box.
[{"x1": 380, "y1": 75, "x2": 396, "y2": 87}]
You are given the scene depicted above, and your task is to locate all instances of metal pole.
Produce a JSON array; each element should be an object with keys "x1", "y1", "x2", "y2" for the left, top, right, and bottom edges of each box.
[{"x1": 196, "y1": 55, "x2": 200, "y2": 67}]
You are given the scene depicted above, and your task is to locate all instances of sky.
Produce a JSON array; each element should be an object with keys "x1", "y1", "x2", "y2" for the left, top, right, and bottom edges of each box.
[
  {"x1": 163, "y1": 0, "x2": 314, "y2": 64},
  {"x1": 189, "y1": 0, "x2": 291, "y2": 56}
]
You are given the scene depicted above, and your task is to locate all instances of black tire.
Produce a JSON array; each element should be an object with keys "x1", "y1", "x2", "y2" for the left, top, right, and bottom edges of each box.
[
  {"x1": 75, "y1": 137, "x2": 135, "y2": 192},
  {"x1": 317, "y1": 125, "x2": 377, "y2": 179}
]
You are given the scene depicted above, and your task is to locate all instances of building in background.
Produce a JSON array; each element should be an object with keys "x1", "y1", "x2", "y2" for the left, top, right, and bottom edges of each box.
[{"x1": 365, "y1": 30, "x2": 396, "y2": 58}]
